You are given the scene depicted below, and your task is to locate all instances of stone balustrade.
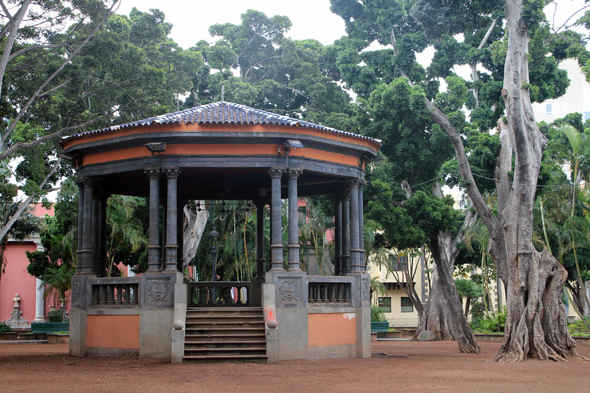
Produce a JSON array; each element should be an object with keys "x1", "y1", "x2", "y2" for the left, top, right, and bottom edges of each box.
[
  {"x1": 307, "y1": 277, "x2": 353, "y2": 306},
  {"x1": 187, "y1": 281, "x2": 252, "y2": 307},
  {"x1": 89, "y1": 277, "x2": 140, "y2": 307}
]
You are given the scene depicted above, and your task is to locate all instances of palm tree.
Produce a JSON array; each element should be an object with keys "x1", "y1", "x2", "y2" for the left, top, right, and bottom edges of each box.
[
  {"x1": 370, "y1": 276, "x2": 387, "y2": 305},
  {"x1": 41, "y1": 263, "x2": 75, "y2": 320},
  {"x1": 454, "y1": 278, "x2": 483, "y2": 318}
]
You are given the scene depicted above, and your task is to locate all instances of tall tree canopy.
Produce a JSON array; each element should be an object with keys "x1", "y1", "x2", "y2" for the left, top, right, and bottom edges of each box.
[{"x1": 330, "y1": 0, "x2": 589, "y2": 361}]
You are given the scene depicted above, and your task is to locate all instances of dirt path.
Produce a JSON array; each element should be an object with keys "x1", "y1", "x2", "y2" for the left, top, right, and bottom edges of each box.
[{"x1": 1, "y1": 340, "x2": 588, "y2": 392}]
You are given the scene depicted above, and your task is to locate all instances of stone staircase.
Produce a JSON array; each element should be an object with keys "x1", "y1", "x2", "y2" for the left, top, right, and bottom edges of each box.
[{"x1": 183, "y1": 307, "x2": 267, "y2": 363}]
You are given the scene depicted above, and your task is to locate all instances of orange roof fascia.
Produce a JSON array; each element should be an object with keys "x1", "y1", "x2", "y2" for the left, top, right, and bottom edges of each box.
[
  {"x1": 81, "y1": 144, "x2": 361, "y2": 168},
  {"x1": 62, "y1": 123, "x2": 381, "y2": 153}
]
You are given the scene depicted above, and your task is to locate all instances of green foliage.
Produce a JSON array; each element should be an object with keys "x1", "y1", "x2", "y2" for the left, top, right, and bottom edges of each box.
[
  {"x1": 371, "y1": 305, "x2": 387, "y2": 322},
  {"x1": 0, "y1": 322, "x2": 12, "y2": 333},
  {"x1": 454, "y1": 278, "x2": 483, "y2": 301},
  {"x1": 471, "y1": 308, "x2": 506, "y2": 333},
  {"x1": 568, "y1": 318, "x2": 590, "y2": 337},
  {"x1": 46, "y1": 310, "x2": 65, "y2": 323}
]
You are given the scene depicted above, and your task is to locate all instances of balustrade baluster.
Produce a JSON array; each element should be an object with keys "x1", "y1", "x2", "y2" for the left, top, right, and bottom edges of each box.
[
  {"x1": 115, "y1": 285, "x2": 122, "y2": 304},
  {"x1": 107, "y1": 284, "x2": 114, "y2": 305},
  {"x1": 99, "y1": 285, "x2": 106, "y2": 305},
  {"x1": 124, "y1": 285, "x2": 130, "y2": 304},
  {"x1": 132, "y1": 284, "x2": 138, "y2": 304}
]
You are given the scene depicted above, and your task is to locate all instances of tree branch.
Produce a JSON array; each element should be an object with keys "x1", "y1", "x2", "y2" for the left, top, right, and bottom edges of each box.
[
  {"x1": 0, "y1": 0, "x2": 120, "y2": 150},
  {"x1": 0, "y1": 157, "x2": 61, "y2": 241}
]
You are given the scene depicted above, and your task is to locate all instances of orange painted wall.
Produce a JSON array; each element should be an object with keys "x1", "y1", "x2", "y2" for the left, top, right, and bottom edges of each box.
[
  {"x1": 86, "y1": 315, "x2": 140, "y2": 349},
  {"x1": 308, "y1": 313, "x2": 357, "y2": 347}
]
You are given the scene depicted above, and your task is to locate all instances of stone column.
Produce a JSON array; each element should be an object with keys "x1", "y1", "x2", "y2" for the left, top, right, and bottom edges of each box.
[
  {"x1": 76, "y1": 179, "x2": 84, "y2": 274},
  {"x1": 177, "y1": 199, "x2": 186, "y2": 273},
  {"x1": 80, "y1": 178, "x2": 94, "y2": 275},
  {"x1": 33, "y1": 238, "x2": 45, "y2": 322},
  {"x1": 91, "y1": 195, "x2": 100, "y2": 275},
  {"x1": 342, "y1": 195, "x2": 350, "y2": 275},
  {"x1": 288, "y1": 168, "x2": 303, "y2": 271},
  {"x1": 97, "y1": 195, "x2": 108, "y2": 276},
  {"x1": 348, "y1": 179, "x2": 362, "y2": 273},
  {"x1": 255, "y1": 200, "x2": 266, "y2": 278},
  {"x1": 164, "y1": 167, "x2": 180, "y2": 272},
  {"x1": 358, "y1": 179, "x2": 366, "y2": 271},
  {"x1": 269, "y1": 167, "x2": 284, "y2": 271},
  {"x1": 334, "y1": 198, "x2": 343, "y2": 276},
  {"x1": 145, "y1": 168, "x2": 161, "y2": 272}
]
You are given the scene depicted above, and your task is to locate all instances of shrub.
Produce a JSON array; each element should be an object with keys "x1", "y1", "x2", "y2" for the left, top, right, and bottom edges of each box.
[
  {"x1": 371, "y1": 305, "x2": 387, "y2": 322},
  {"x1": 47, "y1": 310, "x2": 64, "y2": 323},
  {"x1": 0, "y1": 322, "x2": 12, "y2": 333},
  {"x1": 471, "y1": 307, "x2": 506, "y2": 333},
  {"x1": 568, "y1": 318, "x2": 590, "y2": 337}
]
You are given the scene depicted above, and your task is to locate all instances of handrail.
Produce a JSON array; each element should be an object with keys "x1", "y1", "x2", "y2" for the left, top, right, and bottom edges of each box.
[
  {"x1": 263, "y1": 304, "x2": 278, "y2": 329},
  {"x1": 173, "y1": 303, "x2": 186, "y2": 330}
]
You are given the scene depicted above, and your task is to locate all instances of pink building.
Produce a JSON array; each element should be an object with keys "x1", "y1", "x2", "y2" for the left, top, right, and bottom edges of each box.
[{"x1": 0, "y1": 205, "x2": 70, "y2": 327}]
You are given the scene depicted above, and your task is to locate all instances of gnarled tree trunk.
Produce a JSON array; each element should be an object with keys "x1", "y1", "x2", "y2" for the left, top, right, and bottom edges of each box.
[
  {"x1": 413, "y1": 188, "x2": 480, "y2": 353},
  {"x1": 183, "y1": 201, "x2": 209, "y2": 269},
  {"x1": 427, "y1": 0, "x2": 581, "y2": 362}
]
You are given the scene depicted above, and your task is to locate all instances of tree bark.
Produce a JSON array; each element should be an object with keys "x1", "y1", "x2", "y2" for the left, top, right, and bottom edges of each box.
[
  {"x1": 182, "y1": 201, "x2": 208, "y2": 269},
  {"x1": 423, "y1": 0, "x2": 582, "y2": 362}
]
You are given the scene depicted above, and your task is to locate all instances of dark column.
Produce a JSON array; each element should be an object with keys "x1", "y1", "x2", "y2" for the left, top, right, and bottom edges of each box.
[
  {"x1": 164, "y1": 167, "x2": 180, "y2": 272},
  {"x1": 98, "y1": 195, "x2": 108, "y2": 275},
  {"x1": 76, "y1": 179, "x2": 84, "y2": 274},
  {"x1": 91, "y1": 195, "x2": 100, "y2": 275},
  {"x1": 255, "y1": 200, "x2": 266, "y2": 278},
  {"x1": 359, "y1": 180, "x2": 366, "y2": 271},
  {"x1": 80, "y1": 178, "x2": 94, "y2": 274},
  {"x1": 177, "y1": 199, "x2": 186, "y2": 273},
  {"x1": 145, "y1": 168, "x2": 160, "y2": 272},
  {"x1": 288, "y1": 168, "x2": 303, "y2": 271},
  {"x1": 269, "y1": 167, "x2": 284, "y2": 271},
  {"x1": 334, "y1": 198, "x2": 343, "y2": 276},
  {"x1": 349, "y1": 179, "x2": 362, "y2": 273},
  {"x1": 342, "y1": 194, "x2": 350, "y2": 275}
]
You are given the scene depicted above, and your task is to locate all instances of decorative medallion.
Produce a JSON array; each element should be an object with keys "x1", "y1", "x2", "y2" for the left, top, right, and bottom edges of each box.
[
  {"x1": 72, "y1": 280, "x2": 81, "y2": 306},
  {"x1": 146, "y1": 280, "x2": 171, "y2": 304},
  {"x1": 362, "y1": 278, "x2": 370, "y2": 304},
  {"x1": 278, "y1": 279, "x2": 301, "y2": 303}
]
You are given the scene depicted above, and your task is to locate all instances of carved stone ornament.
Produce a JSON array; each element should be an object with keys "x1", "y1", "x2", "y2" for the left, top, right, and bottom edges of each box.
[
  {"x1": 278, "y1": 279, "x2": 301, "y2": 302},
  {"x1": 268, "y1": 167, "x2": 285, "y2": 179},
  {"x1": 146, "y1": 280, "x2": 172, "y2": 304},
  {"x1": 162, "y1": 167, "x2": 181, "y2": 179},
  {"x1": 362, "y1": 277, "x2": 370, "y2": 304},
  {"x1": 6, "y1": 293, "x2": 27, "y2": 328},
  {"x1": 72, "y1": 280, "x2": 81, "y2": 306},
  {"x1": 346, "y1": 178, "x2": 361, "y2": 190},
  {"x1": 358, "y1": 179, "x2": 367, "y2": 190},
  {"x1": 288, "y1": 168, "x2": 303, "y2": 180},
  {"x1": 144, "y1": 167, "x2": 161, "y2": 179}
]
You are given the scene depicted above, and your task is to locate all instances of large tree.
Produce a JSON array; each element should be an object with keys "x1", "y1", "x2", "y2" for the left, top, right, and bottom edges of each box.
[{"x1": 331, "y1": 0, "x2": 586, "y2": 361}]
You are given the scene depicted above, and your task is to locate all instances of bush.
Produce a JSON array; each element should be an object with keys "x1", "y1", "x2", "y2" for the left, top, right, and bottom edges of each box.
[
  {"x1": 371, "y1": 305, "x2": 387, "y2": 322},
  {"x1": 568, "y1": 318, "x2": 590, "y2": 337},
  {"x1": 0, "y1": 322, "x2": 12, "y2": 333},
  {"x1": 47, "y1": 310, "x2": 64, "y2": 322},
  {"x1": 471, "y1": 307, "x2": 506, "y2": 333}
]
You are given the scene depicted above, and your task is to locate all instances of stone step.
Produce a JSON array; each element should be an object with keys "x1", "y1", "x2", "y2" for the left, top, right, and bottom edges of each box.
[
  {"x1": 185, "y1": 347, "x2": 266, "y2": 355},
  {"x1": 185, "y1": 321, "x2": 264, "y2": 329},
  {"x1": 182, "y1": 354, "x2": 268, "y2": 363},
  {"x1": 185, "y1": 341, "x2": 266, "y2": 349},
  {"x1": 185, "y1": 333, "x2": 266, "y2": 342},
  {"x1": 185, "y1": 327, "x2": 265, "y2": 334}
]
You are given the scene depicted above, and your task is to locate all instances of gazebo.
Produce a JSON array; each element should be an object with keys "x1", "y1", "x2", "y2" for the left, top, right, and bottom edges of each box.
[{"x1": 62, "y1": 101, "x2": 381, "y2": 362}]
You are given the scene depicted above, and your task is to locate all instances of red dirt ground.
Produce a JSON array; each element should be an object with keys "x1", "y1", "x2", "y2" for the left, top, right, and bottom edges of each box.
[{"x1": 0, "y1": 340, "x2": 588, "y2": 392}]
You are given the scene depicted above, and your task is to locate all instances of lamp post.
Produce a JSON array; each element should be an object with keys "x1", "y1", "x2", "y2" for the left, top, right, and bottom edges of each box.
[{"x1": 209, "y1": 227, "x2": 220, "y2": 303}]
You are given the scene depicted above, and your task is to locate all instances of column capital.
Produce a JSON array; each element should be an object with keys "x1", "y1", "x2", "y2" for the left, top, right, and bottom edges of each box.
[
  {"x1": 268, "y1": 167, "x2": 285, "y2": 179},
  {"x1": 145, "y1": 167, "x2": 161, "y2": 179},
  {"x1": 346, "y1": 178, "x2": 361, "y2": 190},
  {"x1": 81, "y1": 177, "x2": 93, "y2": 188},
  {"x1": 287, "y1": 167, "x2": 303, "y2": 180},
  {"x1": 163, "y1": 167, "x2": 181, "y2": 179},
  {"x1": 358, "y1": 179, "x2": 367, "y2": 190}
]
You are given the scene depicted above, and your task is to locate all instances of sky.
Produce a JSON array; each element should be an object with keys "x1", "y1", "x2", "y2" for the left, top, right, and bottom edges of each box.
[{"x1": 116, "y1": 0, "x2": 347, "y2": 48}]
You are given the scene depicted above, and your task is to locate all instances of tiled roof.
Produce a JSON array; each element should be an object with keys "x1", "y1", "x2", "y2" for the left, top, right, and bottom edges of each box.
[{"x1": 62, "y1": 101, "x2": 381, "y2": 146}]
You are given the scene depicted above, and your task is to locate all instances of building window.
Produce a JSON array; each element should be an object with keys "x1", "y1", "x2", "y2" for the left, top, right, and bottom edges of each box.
[
  {"x1": 401, "y1": 297, "x2": 414, "y2": 313},
  {"x1": 378, "y1": 297, "x2": 391, "y2": 313},
  {"x1": 546, "y1": 103, "x2": 553, "y2": 115},
  {"x1": 391, "y1": 256, "x2": 407, "y2": 271}
]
